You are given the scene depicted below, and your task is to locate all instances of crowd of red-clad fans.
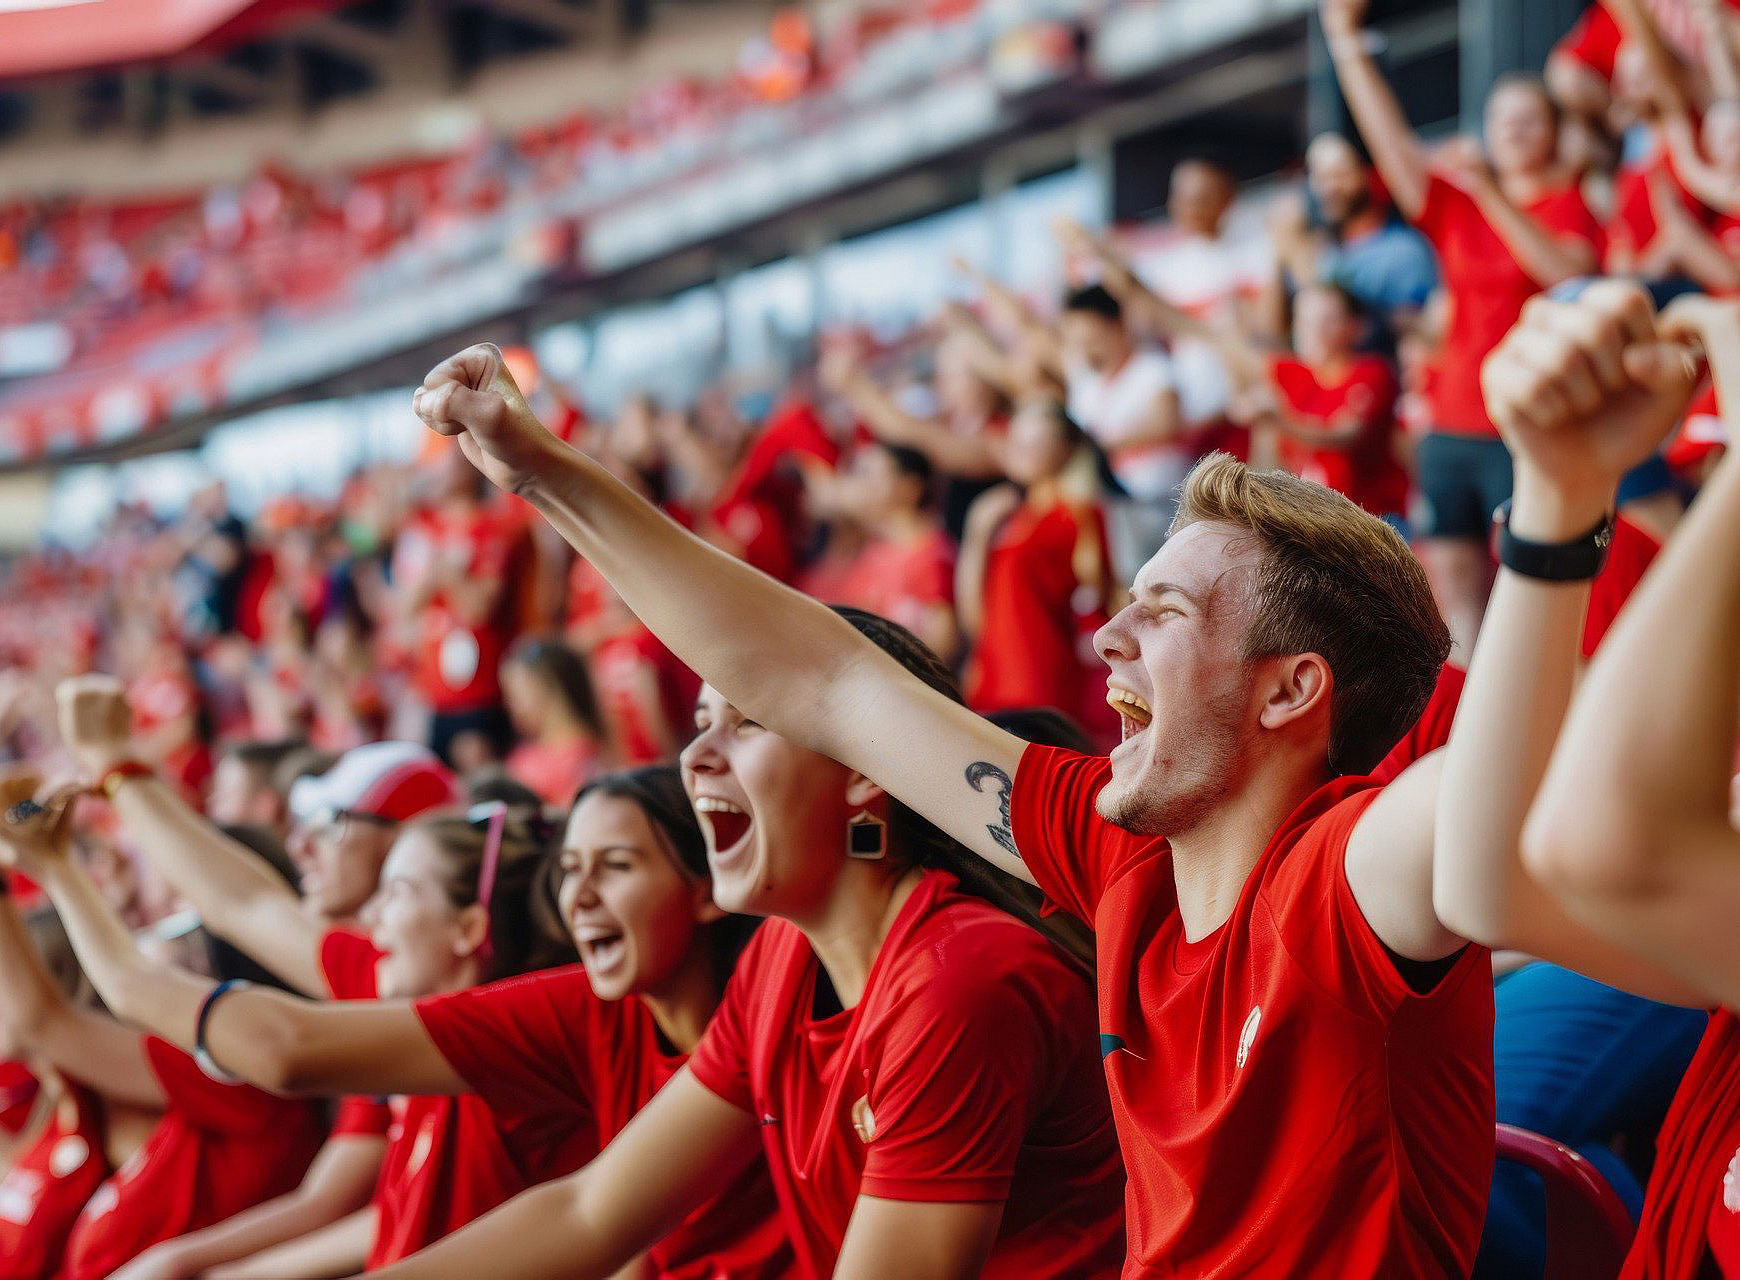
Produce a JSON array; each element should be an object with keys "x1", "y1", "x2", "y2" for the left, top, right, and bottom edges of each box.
[{"x1": 3, "y1": 0, "x2": 1740, "y2": 1276}]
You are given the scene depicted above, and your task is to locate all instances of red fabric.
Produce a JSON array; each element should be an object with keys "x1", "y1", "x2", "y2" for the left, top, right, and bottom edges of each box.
[
  {"x1": 1670, "y1": 381, "x2": 1728, "y2": 475},
  {"x1": 59, "y1": 1039, "x2": 325, "y2": 1280},
  {"x1": 688, "y1": 870, "x2": 1126, "y2": 1279},
  {"x1": 1608, "y1": 154, "x2": 1708, "y2": 269},
  {"x1": 0, "y1": 1060, "x2": 37, "y2": 1135},
  {"x1": 810, "y1": 527, "x2": 956, "y2": 637},
  {"x1": 710, "y1": 398, "x2": 841, "y2": 584},
  {"x1": 416, "y1": 965, "x2": 791, "y2": 1279},
  {"x1": 1009, "y1": 745, "x2": 1495, "y2": 1277},
  {"x1": 1623, "y1": 1009, "x2": 1740, "y2": 1280},
  {"x1": 405, "y1": 505, "x2": 527, "y2": 712},
  {"x1": 332, "y1": 1094, "x2": 393, "y2": 1139},
  {"x1": 1710, "y1": 1181, "x2": 1740, "y2": 1277},
  {"x1": 504, "y1": 737, "x2": 603, "y2": 809},
  {"x1": 964, "y1": 501, "x2": 1118, "y2": 745},
  {"x1": 1372, "y1": 662, "x2": 1468, "y2": 785},
  {"x1": 590, "y1": 628, "x2": 701, "y2": 767},
  {"x1": 1585, "y1": 514, "x2": 1661, "y2": 660},
  {"x1": 319, "y1": 930, "x2": 574, "y2": 1270},
  {"x1": 1413, "y1": 173, "x2": 1604, "y2": 439},
  {"x1": 1555, "y1": 1, "x2": 1740, "y2": 82},
  {"x1": 1268, "y1": 356, "x2": 1410, "y2": 516},
  {"x1": 0, "y1": 1082, "x2": 108, "y2": 1280}
]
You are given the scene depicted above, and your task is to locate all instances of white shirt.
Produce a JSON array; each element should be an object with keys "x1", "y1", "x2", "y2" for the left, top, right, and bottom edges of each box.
[{"x1": 1065, "y1": 346, "x2": 1189, "y2": 502}]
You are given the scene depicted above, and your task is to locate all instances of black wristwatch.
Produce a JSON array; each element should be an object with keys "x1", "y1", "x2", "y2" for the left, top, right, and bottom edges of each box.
[{"x1": 1493, "y1": 500, "x2": 1615, "y2": 582}]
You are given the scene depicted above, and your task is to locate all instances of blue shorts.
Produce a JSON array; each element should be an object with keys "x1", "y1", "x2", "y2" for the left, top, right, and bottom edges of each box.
[{"x1": 1412, "y1": 433, "x2": 1514, "y2": 541}]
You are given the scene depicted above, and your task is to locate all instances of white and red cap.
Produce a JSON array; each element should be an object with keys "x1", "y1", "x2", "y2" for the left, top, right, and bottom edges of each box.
[{"x1": 289, "y1": 742, "x2": 461, "y2": 828}]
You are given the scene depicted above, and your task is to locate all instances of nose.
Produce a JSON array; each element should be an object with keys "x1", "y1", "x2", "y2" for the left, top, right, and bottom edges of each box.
[
  {"x1": 680, "y1": 722, "x2": 729, "y2": 776},
  {"x1": 1095, "y1": 605, "x2": 1139, "y2": 667}
]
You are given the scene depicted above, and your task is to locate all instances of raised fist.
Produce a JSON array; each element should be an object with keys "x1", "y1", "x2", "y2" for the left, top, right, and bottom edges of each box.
[
  {"x1": 0, "y1": 771, "x2": 77, "y2": 877},
  {"x1": 1480, "y1": 279, "x2": 1703, "y2": 506},
  {"x1": 55, "y1": 676, "x2": 135, "y2": 778},
  {"x1": 413, "y1": 344, "x2": 561, "y2": 496}
]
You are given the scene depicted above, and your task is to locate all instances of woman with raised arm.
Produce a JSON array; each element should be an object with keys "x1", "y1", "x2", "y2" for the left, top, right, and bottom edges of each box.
[
  {"x1": 1322, "y1": 0, "x2": 1603, "y2": 653},
  {"x1": 0, "y1": 783, "x2": 589, "y2": 1275},
  {"x1": 0, "y1": 805, "x2": 327, "y2": 1280},
  {"x1": 3, "y1": 767, "x2": 789, "y2": 1279},
  {"x1": 322, "y1": 609, "x2": 1124, "y2": 1280},
  {"x1": 1515, "y1": 298, "x2": 1740, "y2": 1277}
]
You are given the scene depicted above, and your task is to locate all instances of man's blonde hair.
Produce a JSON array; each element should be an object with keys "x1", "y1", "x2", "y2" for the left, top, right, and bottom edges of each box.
[{"x1": 1173, "y1": 455, "x2": 1450, "y2": 775}]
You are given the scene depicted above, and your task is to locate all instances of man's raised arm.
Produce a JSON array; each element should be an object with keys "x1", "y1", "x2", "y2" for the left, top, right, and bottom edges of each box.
[{"x1": 413, "y1": 346, "x2": 1033, "y2": 882}]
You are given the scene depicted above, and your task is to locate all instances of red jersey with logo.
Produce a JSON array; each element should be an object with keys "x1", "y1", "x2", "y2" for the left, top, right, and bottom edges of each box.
[
  {"x1": 687, "y1": 870, "x2": 1126, "y2": 1280},
  {"x1": 59, "y1": 1039, "x2": 325, "y2": 1280},
  {"x1": 0, "y1": 1081, "x2": 108, "y2": 1280},
  {"x1": 416, "y1": 965, "x2": 791, "y2": 1279},
  {"x1": 1011, "y1": 745, "x2": 1495, "y2": 1277},
  {"x1": 1413, "y1": 173, "x2": 1604, "y2": 438},
  {"x1": 1624, "y1": 1009, "x2": 1740, "y2": 1279},
  {"x1": 400, "y1": 503, "x2": 527, "y2": 713},
  {"x1": 1268, "y1": 355, "x2": 1410, "y2": 516},
  {"x1": 965, "y1": 501, "x2": 1119, "y2": 746},
  {"x1": 319, "y1": 931, "x2": 590, "y2": 1269}
]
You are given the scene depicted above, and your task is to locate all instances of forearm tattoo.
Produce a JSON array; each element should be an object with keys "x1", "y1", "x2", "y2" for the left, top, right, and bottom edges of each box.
[{"x1": 965, "y1": 762, "x2": 1019, "y2": 859}]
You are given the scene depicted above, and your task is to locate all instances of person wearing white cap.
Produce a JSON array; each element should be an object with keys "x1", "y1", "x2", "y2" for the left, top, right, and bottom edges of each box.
[{"x1": 52, "y1": 677, "x2": 460, "y2": 1000}]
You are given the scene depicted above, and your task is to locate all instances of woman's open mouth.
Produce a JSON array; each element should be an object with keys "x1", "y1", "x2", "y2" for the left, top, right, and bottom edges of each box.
[
  {"x1": 576, "y1": 927, "x2": 627, "y2": 976},
  {"x1": 694, "y1": 795, "x2": 754, "y2": 866}
]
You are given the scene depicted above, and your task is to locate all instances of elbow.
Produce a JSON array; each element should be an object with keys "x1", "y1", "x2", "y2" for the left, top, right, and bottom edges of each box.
[
  {"x1": 230, "y1": 1008, "x2": 325, "y2": 1095},
  {"x1": 1430, "y1": 873, "x2": 1522, "y2": 952},
  {"x1": 1520, "y1": 800, "x2": 1665, "y2": 909}
]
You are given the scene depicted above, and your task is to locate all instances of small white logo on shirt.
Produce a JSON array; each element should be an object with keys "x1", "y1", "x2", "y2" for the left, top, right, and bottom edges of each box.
[{"x1": 1236, "y1": 1006, "x2": 1262, "y2": 1071}]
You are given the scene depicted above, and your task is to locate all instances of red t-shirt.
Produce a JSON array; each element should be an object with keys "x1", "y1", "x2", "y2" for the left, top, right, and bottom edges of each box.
[
  {"x1": 1268, "y1": 355, "x2": 1410, "y2": 516},
  {"x1": 589, "y1": 627, "x2": 701, "y2": 767},
  {"x1": 1413, "y1": 173, "x2": 1604, "y2": 439},
  {"x1": 505, "y1": 737, "x2": 603, "y2": 809},
  {"x1": 1556, "y1": 0, "x2": 1740, "y2": 82},
  {"x1": 1011, "y1": 745, "x2": 1495, "y2": 1277},
  {"x1": 319, "y1": 931, "x2": 587, "y2": 1269},
  {"x1": 817, "y1": 528, "x2": 957, "y2": 641},
  {"x1": 1623, "y1": 1009, "x2": 1740, "y2": 1280},
  {"x1": 0, "y1": 1082, "x2": 108, "y2": 1280},
  {"x1": 402, "y1": 504, "x2": 527, "y2": 713},
  {"x1": 1608, "y1": 153, "x2": 1709, "y2": 269},
  {"x1": 416, "y1": 965, "x2": 791, "y2": 1279},
  {"x1": 0, "y1": 1059, "x2": 36, "y2": 1135},
  {"x1": 59, "y1": 1039, "x2": 325, "y2": 1280},
  {"x1": 687, "y1": 870, "x2": 1126, "y2": 1280},
  {"x1": 965, "y1": 501, "x2": 1119, "y2": 746}
]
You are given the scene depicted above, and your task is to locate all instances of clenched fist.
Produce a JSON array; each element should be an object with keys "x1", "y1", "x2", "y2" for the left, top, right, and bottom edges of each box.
[
  {"x1": 1481, "y1": 280, "x2": 1704, "y2": 521},
  {"x1": 55, "y1": 675, "x2": 136, "y2": 778},
  {"x1": 412, "y1": 343, "x2": 562, "y2": 496}
]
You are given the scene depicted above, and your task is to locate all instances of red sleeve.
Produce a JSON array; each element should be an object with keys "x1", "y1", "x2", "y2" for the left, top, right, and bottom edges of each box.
[
  {"x1": 414, "y1": 967, "x2": 599, "y2": 1167},
  {"x1": 858, "y1": 941, "x2": 1062, "y2": 1202},
  {"x1": 1583, "y1": 514, "x2": 1660, "y2": 658},
  {"x1": 319, "y1": 928, "x2": 382, "y2": 1001},
  {"x1": 1009, "y1": 744, "x2": 1158, "y2": 925},
  {"x1": 332, "y1": 1095, "x2": 393, "y2": 1138},
  {"x1": 1371, "y1": 663, "x2": 1466, "y2": 784},
  {"x1": 1350, "y1": 361, "x2": 1399, "y2": 432},
  {"x1": 1538, "y1": 187, "x2": 1606, "y2": 260},
  {"x1": 686, "y1": 933, "x2": 768, "y2": 1113},
  {"x1": 1553, "y1": 3, "x2": 1622, "y2": 81}
]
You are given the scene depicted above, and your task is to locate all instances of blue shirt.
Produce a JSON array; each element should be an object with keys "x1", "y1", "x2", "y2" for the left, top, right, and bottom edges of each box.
[{"x1": 1321, "y1": 217, "x2": 1440, "y2": 317}]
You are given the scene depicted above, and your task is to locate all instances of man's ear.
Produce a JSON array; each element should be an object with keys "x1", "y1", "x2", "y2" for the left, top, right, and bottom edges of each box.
[{"x1": 1258, "y1": 653, "x2": 1333, "y2": 733}]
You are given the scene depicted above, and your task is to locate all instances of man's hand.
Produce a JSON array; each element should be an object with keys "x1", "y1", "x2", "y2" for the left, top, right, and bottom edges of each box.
[
  {"x1": 1481, "y1": 280, "x2": 1703, "y2": 530},
  {"x1": 412, "y1": 343, "x2": 561, "y2": 496},
  {"x1": 55, "y1": 676, "x2": 136, "y2": 778},
  {"x1": 1660, "y1": 293, "x2": 1740, "y2": 400}
]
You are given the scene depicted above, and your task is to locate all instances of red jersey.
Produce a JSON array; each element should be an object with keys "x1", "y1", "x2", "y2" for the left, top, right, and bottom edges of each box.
[
  {"x1": 1413, "y1": 173, "x2": 1604, "y2": 438},
  {"x1": 1268, "y1": 355, "x2": 1410, "y2": 516},
  {"x1": 416, "y1": 965, "x2": 791, "y2": 1279},
  {"x1": 505, "y1": 737, "x2": 603, "y2": 809},
  {"x1": 687, "y1": 870, "x2": 1126, "y2": 1280},
  {"x1": 590, "y1": 628, "x2": 700, "y2": 766},
  {"x1": 320, "y1": 931, "x2": 587, "y2": 1269},
  {"x1": 1011, "y1": 745, "x2": 1495, "y2": 1277},
  {"x1": 0, "y1": 1082, "x2": 108, "y2": 1280},
  {"x1": 1609, "y1": 153, "x2": 1708, "y2": 269},
  {"x1": 0, "y1": 1059, "x2": 36, "y2": 1135},
  {"x1": 965, "y1": 500, "x2": 1119, "y2": 746},
  {"x1": 1373, "y1": 662, "x2": 1468, "y2": 784},
  {"x1": 59, "y1": 1039, "x2": 325, "y2": 1280},
  {"x1": 400, "y1": 503, "x2": 527, "y2": 713},
  {"x1": 1623, "y1": 1009, "x2": 1740, "y2": 1280},
  {"x1": 816, "y1": 528, "x2": 956, "y2": 641}
]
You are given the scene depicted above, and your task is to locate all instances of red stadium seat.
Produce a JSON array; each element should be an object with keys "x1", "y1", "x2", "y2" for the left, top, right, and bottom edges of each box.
[{"x1": 1494, "y1": 1124, "x2": 1636, "y2": 1280}]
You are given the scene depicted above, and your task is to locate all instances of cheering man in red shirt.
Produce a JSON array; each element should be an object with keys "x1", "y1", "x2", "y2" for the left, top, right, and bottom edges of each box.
[{"x1": 404, "y1": 273, "x2": 1692, "y2": 1276}]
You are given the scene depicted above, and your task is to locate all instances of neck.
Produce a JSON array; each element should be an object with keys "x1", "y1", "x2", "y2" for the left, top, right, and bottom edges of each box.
[
  {"x1": 432, "y1": 957, "x2": 484, "y2": 998},
  {"x1": 1166, "y1": 762, "x2": 1329, "y2": 941},
  {"x1": 793, "y1": 861, "x2": 924, "y2": 1009},
  {"x1": 1339, "y1": 206, "x2": 1384, "y2": 240},
  {"x1": 1500, "y1": 165, "x2": 1554, "y2": 203},
  {"x1": 639, "y1": 949, "x2": 724, "y2": 1054}
]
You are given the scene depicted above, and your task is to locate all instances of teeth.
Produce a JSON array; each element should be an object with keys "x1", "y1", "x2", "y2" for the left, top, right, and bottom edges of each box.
[
  {"x1": 1106, "y1": 689, "x2": 1153, "y2": 724},
  {"x1": 575, "y1": 927, "x2": 621, "y2": 944},
  {"x1": 694, "y1": 796, "x2": 746, "y2": 815}
]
